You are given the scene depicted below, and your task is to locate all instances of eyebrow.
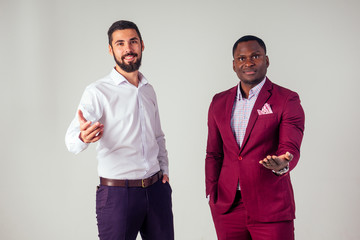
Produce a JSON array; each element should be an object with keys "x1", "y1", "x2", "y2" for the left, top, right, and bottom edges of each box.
[
  {"x1": 236, "y1": 51, "x2": 262, "y2": 57},
  {"x1": 114, "y1": 37, "x2": 139, "y2": 44}
]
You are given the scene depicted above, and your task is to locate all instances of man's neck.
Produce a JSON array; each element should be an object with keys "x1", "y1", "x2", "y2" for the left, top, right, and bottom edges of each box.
[
  {"x1": 115, "y1": 66, "x2": 139, "y2": 87},
  {"x1": 240, "y1": 82, "x2": 254, "y2": 99},
  {"x1": 240, "y1": 77, "x2": 266, "y2": 99}
]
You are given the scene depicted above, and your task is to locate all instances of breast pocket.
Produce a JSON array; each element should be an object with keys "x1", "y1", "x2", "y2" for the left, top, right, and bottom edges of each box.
[
  {"x1": 255, "y1": 114, "x2": 278, "y2": 129},
  {"x1": 250, "y1": 114, "x2": 279, "y2": 146},
  {"x1": 257, "y1": 113, "x2": 277, "y2": 120}
]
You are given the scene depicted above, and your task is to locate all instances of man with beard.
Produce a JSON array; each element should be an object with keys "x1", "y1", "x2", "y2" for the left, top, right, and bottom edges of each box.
[
  {"x1": 65, "y1": 20, "x2": 174, "y2": 240},
  {"x1": 205, "y1": 35, "x2": 305, "y2": 239}
]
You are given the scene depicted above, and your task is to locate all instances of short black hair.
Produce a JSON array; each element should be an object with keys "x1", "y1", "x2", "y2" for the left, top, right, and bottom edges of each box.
[
  {"x1": 232, "y1": 35, "x2": 267, "y2": 57},
  {"x1": 107, "y1": 20, "x2": 143, "y2": 45}
]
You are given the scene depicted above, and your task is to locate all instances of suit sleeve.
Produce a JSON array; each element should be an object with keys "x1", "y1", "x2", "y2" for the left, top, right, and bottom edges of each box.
[
  {"x1": 205, "y1": 99, "x2": 224, "y2": 197},
  {"x1": 276, "y1": 91, "x2": 305, "y2": 171}
]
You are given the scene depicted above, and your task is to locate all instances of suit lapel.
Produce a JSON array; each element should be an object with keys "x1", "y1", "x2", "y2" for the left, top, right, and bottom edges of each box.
[{"x1": 239, "y1": 78, "x2": 273, "y2": 153}]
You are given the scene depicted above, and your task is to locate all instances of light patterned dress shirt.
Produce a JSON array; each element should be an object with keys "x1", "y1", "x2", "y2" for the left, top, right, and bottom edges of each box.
[
  {"x1": 231, "y1": 78, "x2": 266, "y2": 147},
  {"x1": 231, "y1": 78, "x2": 266, "y2": 190}
]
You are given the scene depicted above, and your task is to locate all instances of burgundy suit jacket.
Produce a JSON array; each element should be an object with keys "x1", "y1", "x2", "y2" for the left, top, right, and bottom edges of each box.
[{"x1": 205, "y1": 78, "x2": 305, "y2": 222}]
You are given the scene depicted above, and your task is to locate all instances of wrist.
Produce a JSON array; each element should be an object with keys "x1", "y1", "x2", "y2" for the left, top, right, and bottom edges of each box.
[{"x1": 272, "y1": 164, "x2": 289, "y2": 176}]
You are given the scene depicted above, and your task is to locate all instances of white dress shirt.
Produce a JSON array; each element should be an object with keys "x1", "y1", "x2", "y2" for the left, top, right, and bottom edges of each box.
[{"x1": 65, "y1": 68, "x2": 168, "y2": 180}]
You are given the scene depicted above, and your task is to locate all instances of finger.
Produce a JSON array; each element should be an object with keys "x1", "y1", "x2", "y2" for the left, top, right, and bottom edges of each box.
[
  {"x1": 265, "y1": 155, "x2": 272, "y2": 163},
  {"x1": 81, "y1": 123, "x2": 103, "y2": 142},
  {"x1": 82, "y1": 129, "x2": 102, "y2": 143},
  {"x1": 85, "y1": 125, "x2": 104, "y2": 141},
  {"x1": 77, "y1": 109, "x2": 88, "y2": 124},
  {"x1": 262, "y1": 163, "x2": 272, "y2": 169},
  {"x1": 162, "y1": 174, "x2": 169, "y2": 183},
  {"x1": 82, "y1": 122, "x2": 102, "y2": 133},
  {"x1": 79, "y1": 120, "x2": 92, "y2": 131},
  {"x1": 273, "y1": 153, "x2": 292, "y2": 162},
  {"x1": 162, "y1": 176, "x2": 168, "y2": 183},
  {"x1": 90, "y1": 129, "x2": 104, "y2": 143},
  {"x1": 264, "y1": 157, "x2": 272, "y2": 165},
  {"x1": 260, "y1": 160, "x2": 271, "y2": 169},
  {"x1": 263, "y1": 156, "x2": 271, "y2": 162},
  {"x1": 88, "y1": 122, "x2": 102, "y2": 130},
  {"x1": 259, "y1": 155, "x2": 271, "y2": 164},
  {"x1": 285, "y1": 152, "x2": 293, "y2": 161}
]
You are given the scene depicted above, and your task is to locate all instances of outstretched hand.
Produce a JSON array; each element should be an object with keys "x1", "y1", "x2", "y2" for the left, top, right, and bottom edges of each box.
[
  {"x1": 259, "y1": 152, "x2": 293, "y2": 172},
  {"x1": 78, "y1": 109, "x2": 104, "y2": 143}
]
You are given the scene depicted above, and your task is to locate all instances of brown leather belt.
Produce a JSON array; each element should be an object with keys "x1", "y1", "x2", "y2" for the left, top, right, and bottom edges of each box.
[{"x1": 100, "y1": 171, "x2": 162, "y2": 188}]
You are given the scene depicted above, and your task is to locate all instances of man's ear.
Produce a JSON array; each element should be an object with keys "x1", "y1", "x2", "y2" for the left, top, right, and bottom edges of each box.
[
  {"x1": 109, "y1": 44, "x2": 114, "y2": 56},
  {"x1": 141, "y1": 41, "x2": 145, "y2": 52}
]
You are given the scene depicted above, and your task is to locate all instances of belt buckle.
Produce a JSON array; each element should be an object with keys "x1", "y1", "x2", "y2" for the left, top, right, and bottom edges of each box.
[{"x1": 142, "y1": 179, "x2": 146, "y2": 188}]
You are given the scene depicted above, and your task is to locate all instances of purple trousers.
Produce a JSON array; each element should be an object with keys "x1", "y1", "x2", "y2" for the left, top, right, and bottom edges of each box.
[{"x1": 96, "y1": 179, "x2": 174, "y2": 240}]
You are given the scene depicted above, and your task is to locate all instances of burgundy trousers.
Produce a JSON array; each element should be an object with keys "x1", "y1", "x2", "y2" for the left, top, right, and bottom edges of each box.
[
  {"x1": 96, "y1": 179, "x2": 174, "y2": 240},
  {"x1": 210, "y1": 191, "x2": 294, "y2": 240}
]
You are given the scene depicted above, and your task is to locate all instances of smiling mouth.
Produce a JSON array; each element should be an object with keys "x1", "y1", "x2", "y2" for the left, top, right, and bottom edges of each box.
[{"x1": 123, "y1": 53, "x2": 137, "y2": 62}]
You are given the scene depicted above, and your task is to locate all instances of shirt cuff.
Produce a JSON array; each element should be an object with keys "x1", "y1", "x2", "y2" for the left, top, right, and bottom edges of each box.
[
  {"x1": 70, "y1": 135, "x2": 90, "y2": 154},
  {"x1": 161, "y1": 167, "x2": 169, "y2": 176}
]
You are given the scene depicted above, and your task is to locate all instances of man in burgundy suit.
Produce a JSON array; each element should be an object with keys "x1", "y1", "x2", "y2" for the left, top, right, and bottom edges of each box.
[{"x1": 205, "y1": 35, "x2": 305, "y2": 240}]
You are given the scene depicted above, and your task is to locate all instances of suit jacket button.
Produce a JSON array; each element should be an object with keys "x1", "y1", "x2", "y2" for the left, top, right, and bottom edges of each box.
[{"x1": 238, "y1": 156, "x2": 243, "y2": 160}]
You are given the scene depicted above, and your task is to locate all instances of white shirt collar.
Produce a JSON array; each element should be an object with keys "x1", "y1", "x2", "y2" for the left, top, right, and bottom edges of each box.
[{"x1": 110, "y1": 68, "x2": 148, "y2": 86}]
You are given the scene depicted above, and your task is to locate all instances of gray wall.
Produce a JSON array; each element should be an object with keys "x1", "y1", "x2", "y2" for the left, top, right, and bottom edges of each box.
[{"x1": 1, "y1": 0, "x2": 359, "y2": 239}]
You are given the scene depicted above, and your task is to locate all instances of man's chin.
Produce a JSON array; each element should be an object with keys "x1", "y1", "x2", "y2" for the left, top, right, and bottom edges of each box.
[
  {"x1": 240, "y1": 77, "x2": 263, "y2": 86},
  {"x1": 120, "y1": 64, "x2": 140, "y2": 73},
  {"x1": 114, "y1": 56, "x2": 141, "y2": 73}
]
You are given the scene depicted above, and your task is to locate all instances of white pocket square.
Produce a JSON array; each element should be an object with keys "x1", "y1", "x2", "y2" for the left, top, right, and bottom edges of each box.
[{"x1": 257, "y1": 103, "x2": 273, "y2": 115}]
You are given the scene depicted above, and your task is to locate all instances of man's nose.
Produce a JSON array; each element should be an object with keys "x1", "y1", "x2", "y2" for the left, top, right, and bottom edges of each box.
[
  {"x1": 244, "y1": 58, "x2": 255, "y2": 67},
  {"x1": 123, "y1": 42, "x2": 132, "y2": 53}
]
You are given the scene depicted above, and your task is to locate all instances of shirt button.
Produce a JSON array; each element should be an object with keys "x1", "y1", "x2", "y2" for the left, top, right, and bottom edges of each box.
[{"x1": 238, "y1": 156, "x2": 243, "y2": 160}]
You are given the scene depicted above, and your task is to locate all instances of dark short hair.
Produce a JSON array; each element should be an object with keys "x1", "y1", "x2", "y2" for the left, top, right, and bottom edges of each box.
[
  {"x1": 107, "y1": 20, "x2": 143, "y2": 45},
  {"x1": 232, "y1": 35, "x2": 267, "y2": 57}
]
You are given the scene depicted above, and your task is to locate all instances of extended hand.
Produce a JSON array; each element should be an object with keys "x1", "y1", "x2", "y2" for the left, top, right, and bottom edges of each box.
[
  {"x1": 78, "y1": 109, "x2": 104, "y2": 143},
  {"x1": 259, "y1": 152, "x2": 293, "y2": 172}
]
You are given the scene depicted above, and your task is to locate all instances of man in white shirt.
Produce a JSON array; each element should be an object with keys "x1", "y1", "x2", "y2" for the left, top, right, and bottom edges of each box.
[{"x1": 65, "y1": 20, "x2": 174, "y2": 240}]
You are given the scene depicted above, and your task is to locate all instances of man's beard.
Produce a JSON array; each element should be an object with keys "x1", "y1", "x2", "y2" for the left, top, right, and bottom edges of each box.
[{"x1": 114, "y1": 52, "x2": 142, "y2": 73}]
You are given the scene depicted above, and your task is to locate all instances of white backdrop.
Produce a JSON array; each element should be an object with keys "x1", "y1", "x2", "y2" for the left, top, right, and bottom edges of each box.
[{"x1": 1, "y1": 0, "x2": 360, "y2": 239}]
